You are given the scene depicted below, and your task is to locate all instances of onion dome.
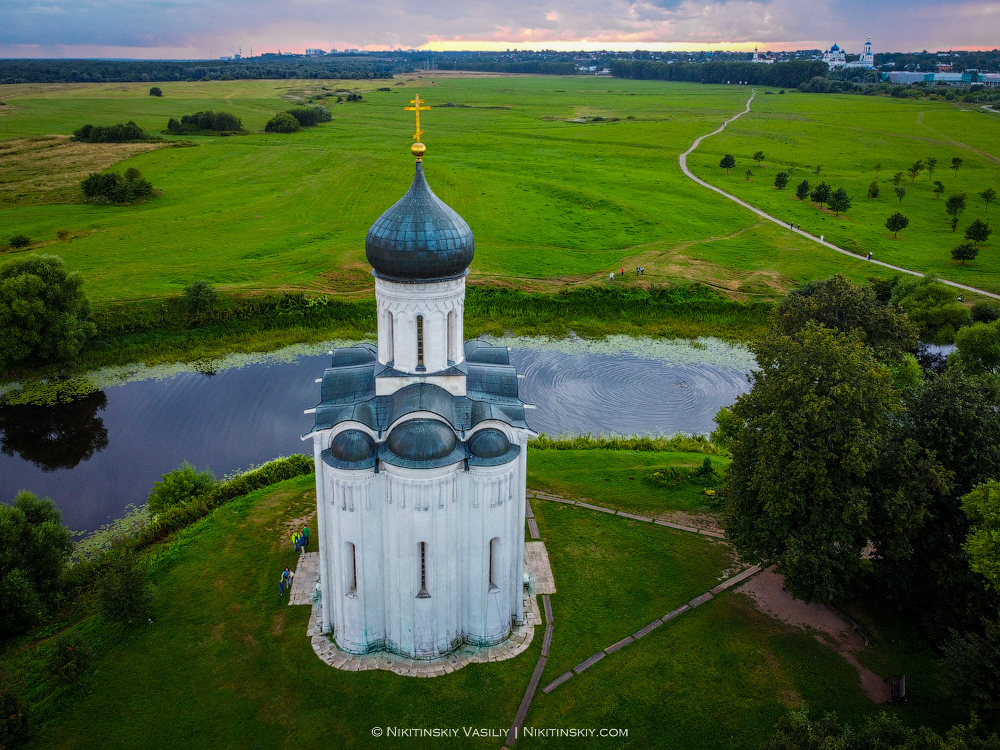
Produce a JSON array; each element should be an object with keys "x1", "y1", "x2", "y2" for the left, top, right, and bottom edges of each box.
[
  {"x1": 330, "y1": 429, "x2": 376, "y2": 463},
  {"x1": 387, "y1": 419, "x2": 457, "y2": 461},
  {"x1": 365, "y1": 158, "x2": 475, "y2": 283},
  {"x1": 468, "y1": 429, "x2": 510, "y2": 459},
  {"x1": 830, "y1": 43, "x2": 840, "y2": 51}
]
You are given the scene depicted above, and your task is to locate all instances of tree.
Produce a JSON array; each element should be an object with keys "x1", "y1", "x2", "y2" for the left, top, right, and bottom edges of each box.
[
  {"x1": 80, "y1": 169, "x2": 154, "y2": 204},
  {"x1": 752, "y1": 150, "x2": 765, "y2": 165},
  {"x1": 926, "y1": 156, "x2": 937, "y2": 180},
  {"x1": 981, "y1": 187, "x2": 997, "y2": 213},
  {"x1": 147, "y1": 460, "x2": 217, "y2": 515},
  {"x1": 933, "y1": 180, "x2": 945, "y2": 199},
  {"x1": 972, "y1": 303, "x2": 1000, "y2": 324},
  {"x1": 723, "y1": 324, "x2": 909, "y2": 603},
  {"x1": 719, "y1": 153, "x2": 735, "y2": 173},
  {"x1": 813, "y1": 164, "x2": 822, "y2": 177},
  {"x1": 47, "y1": 631, "x2": 92, "y2": 686},
  {"x1": 894, "y1": 185, "x2": 906, "y2": 204},
  {"x1": 885, "y1": 211, "x2": 909, "y2": 237},
  {"x1": 0, "y1": 665, "x2": 31, "y2": 749},
  {"x1": 0, "y1": 254, "x2": 95, "y2": 370},
  {"x1": 0, "y1": 492, "x2": 74, "y2": 636},
  {"x1": 149, "y1": 86, "x2": 162, "y2": 97},
  {"x1": 892, "y1": 171, "x2": 904, "y2": 186},
  {"x1": 908, "y1": 159, "x2": 924, "y2": 182},
  {"x1": 8, "y1": 234, "x2": 30, "y2": 249},
  {"x1": 946, "y1": 192, "x2": 967, "y2": 230},
  {"x1": 264, "y1": 112, "x2": 300, "y2": 133},
  {"x1": 873, "y1": 161, "x2": 882, "y2": 179},
  {"x1": 810, "y1": 181, "x2": 831, "y2": 207},
  {"x1": 952, "y1": 156, "x2": 964, "y2": 176},
  {"x1": 744, "y1": 168, "x2": 753, "y2": 181},
  {"x1": 952, "y1": 240, "x2": 980, "y2": 264},
  {"x1": 955, "y1": 320, "x2": 1000, "y2": 375},
  {"x1": 891, "y1": 275, "x2": 971, "y2": 344},
  {"x1": 182, "y1": 279, "x2": 217, "y2": 315},
  {"x1": 773, "y1": 171, "x2": 789, "y2": 190},
  {"x1": 795, "y1": 179, "x2": 810, "y2": 200},
  {"x1": 828, "y1": 187, "x2": 851, "y2": 216},
  {"x1": 711, "y1": 406, "x2": 742, "y2": 449},
  {"x1": 867, "y1": 180, "x2": 880, "y2": 199},
  {"x1": 941, "y1": 618, "x2": 1000, "y2": 720},
  {"x1": 97, "y1": 554, "x2": 152, "y2": 625},
  {"x1": 963, "y1": 481, "x2": 1000, "y2": 588},
  {"x1": 966, "y1": 218, "x2": 993, "y2": 246}
]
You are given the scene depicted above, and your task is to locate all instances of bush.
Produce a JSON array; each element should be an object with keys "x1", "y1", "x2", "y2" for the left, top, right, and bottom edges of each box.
[
  {"x1": 56, "y1": 229, "x2": 69, "y2": 241},
  {"x1": 285, "y1": 106, "x2": 332, "y2": 127},
  {"x1": 174, "y1": 110, "x2": 242, "y2": 132},
  {"x1": 0, "y1": 665, "x2": 31, "y2": 749},
  {"x1": 97, "y1": 555, "x2": 152, "y2": 625},
  {"x1": 972, "y1": 303, "x2": 1000, "y2": 324},
  {"x1": 264, "y1": 112, "x2": 300, "y2": 133},
  {"x1": 182, "y1": 279, "x2": 218, "y2": 315},
  {"x1": 8, "y1": 234, "x2": 30, "y2": 249},
  {"x1": 867, "y1": 180, "x2": 880, "y2": 199},
  {"x1": 147, "y1": 460, "x2": 217, "y2": 515},
  {"x1": 0, "y1": 255, "x2": 96, "y2": 370},
  {"x1": 47, "y1": 632, "x2": 92, "y2": 685},
  {"x1": 891, "y1": 275, "x2": 971, "y2": 344},
  {"x1": 81, "y1": 169, "x2": 155, "y2": 204},
  {"x1": 149, "y1": 86, "x2": 162, "y2": 97},
  {"x1": 72, "y1": 121, "x2": 148, "y2": 143}
]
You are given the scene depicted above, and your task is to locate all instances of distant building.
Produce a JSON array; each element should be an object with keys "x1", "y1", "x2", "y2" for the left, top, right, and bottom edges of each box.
[
  {"x1": 981, "y1": 74, "x2": 1000, "y2": 88},
  {"x1": 844, "y1": 38, "x2": 875, "y2": 69},
  {"x1": 750, "y1": 47, "x2": 775, "y2": 64},
  {"x1": 821, "y1": 44, "x2": 846, "y2": 68},
  {"x1": 306, "y1": 49, "x2": 326, "y2": 56},
  {"x1": 822, "y1": 37, "x2": 874, "y2": 70}
]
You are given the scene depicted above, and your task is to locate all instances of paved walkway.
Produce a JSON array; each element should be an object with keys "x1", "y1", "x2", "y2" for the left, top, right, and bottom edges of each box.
[{"x1": 679, "y1": 91, "x2": 1000, "y2": 301}]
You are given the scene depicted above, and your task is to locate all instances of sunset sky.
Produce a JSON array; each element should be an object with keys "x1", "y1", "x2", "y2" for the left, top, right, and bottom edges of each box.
[{"x1": 2, "y1": 0, "x2": 998, "y2": 59}]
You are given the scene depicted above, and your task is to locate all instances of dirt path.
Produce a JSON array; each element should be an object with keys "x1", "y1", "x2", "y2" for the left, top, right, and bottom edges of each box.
[
  {"x1": 738, "y1": 568, "x2": 890, "y2": 703},
  {"x1": 917, "y1": 110, "x2": 1000, "y2": 166},
  {"x1": 679, "y1": 92, "x2": 1000, "y2": 301}
]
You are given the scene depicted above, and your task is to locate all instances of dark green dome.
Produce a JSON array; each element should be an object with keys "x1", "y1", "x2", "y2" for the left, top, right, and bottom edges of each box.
[
  {"x1": 330, "y1": 429, "x2": 376, "y2": 462},
  {"x1": 386, "y1": 419, "x2": 457, "y2": 461},
  {"x1": 365, "y1": 162, "x2": 474, "y2": 283},
  {"x1": 468, "y1": 429, "x2": 510, "y2": 459}
]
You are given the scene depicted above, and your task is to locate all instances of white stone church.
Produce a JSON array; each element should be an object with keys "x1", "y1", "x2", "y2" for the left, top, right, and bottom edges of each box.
[{"x1": 302, "y1": 133, "x2": 534, "y2": 660}]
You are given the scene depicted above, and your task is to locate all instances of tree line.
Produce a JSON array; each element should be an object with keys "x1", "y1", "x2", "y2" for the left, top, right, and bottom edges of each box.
[
  {"x1": 610, "y1": 59, "x2": 829, "y2": 88},
  {"x1": 434, "y1": 61, "x2": 577, "y2": 75}
]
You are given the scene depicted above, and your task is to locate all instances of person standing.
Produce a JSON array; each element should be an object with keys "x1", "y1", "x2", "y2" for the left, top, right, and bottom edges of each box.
[
  {"x1": 301, "y1": 525, "x2": 310, "y2": 552},
  {"x1": 610, "y1": 272, "x2": 614, "y2": 283},
  {"x1": 279, "y1": 571, "x2": 287, "y2": 597}
]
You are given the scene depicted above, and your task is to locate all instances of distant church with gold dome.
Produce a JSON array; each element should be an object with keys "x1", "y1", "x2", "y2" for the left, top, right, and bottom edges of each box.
[{"x1": 302, "y1": 97, "x2": 534, "y2": 660}]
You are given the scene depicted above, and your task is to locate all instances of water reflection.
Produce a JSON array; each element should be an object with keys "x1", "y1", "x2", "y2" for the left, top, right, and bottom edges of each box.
[{"x1": 0, "y1": 390, "x2": 109, "y2": 472}]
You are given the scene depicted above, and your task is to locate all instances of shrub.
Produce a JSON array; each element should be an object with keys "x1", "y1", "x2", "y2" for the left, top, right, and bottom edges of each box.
[
  {"x1": 0, "y1": 665, "x2": 31, "y2": 749},
  {"x1": 97, "y1": 555, "x2": 152, "y2": 625},
  {"x1": 0, "y1": 255, "x2": 96, "y2": 370},
  {"x1": 176, "y1": 110, "x2": 242, "y2": 132},
  {"x1": 972, "y1": 303, "x2": 1000, "y2": 324},
  {"x1": 8, "y1": 234, "x2": 30, "y2": 249},
  {"x1": 147, "y1": 460, "x2": 217, "y2": 515},
  {"x1": 149, "y1": 87, "x2": 162, "y2": 97},
  {"x1": 166, "y1": 117, "x2": 181, "y2": 132},
  {"x1": 182, "y1": 279, "x2": 218, "y2": 315},
  {"x1": 56, "y1": 229, "x2": 69, "y2": 241},
  {"x1": 72, "y1": 121, "x2": 148, "y2": 143},
  {"x1": 47, "y1": 632, "x2": 92, "y2": 685},
  {"x1": 285, "y1": 106, "x2": 332, "y2": 127},
  {"x1": 81, "y1": 169, "x2": 155, "y2": 204},
  {"x1": 867, "y1": 180, "x2": 880, "y2": 199},
  {"x1": 773, "y1": 172, "x2": 789, "y2": 190},
  {"x1": 265, "y1": 112, "x2": 300, "y2": 133}
]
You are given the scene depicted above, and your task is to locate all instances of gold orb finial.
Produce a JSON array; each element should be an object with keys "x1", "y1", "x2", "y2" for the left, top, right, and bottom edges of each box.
[{"x1": 411, "y1": 142, "x2": 426, "y2": 159}]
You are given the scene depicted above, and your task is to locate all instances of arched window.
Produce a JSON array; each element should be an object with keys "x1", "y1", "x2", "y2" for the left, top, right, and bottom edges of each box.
[
  {"x1": 417, "y1": 541, "x2": 430, "y2": 598},
  {"x1": 488, "y1": 537, "x2": 500, "y2": 590},
  {"x1": 416, "y1": 315, "x2": 425, "y2": 371},
  {"x1": 447, "y1": 310, "x2": 457, "y2": 363},
  {"x1": 345, "y1": 542, "x2": 358, "y2": 597}
]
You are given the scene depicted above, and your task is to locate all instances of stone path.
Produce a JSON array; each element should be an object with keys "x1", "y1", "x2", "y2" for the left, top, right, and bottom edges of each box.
[
  {"x1": 287, "y1": 551, "x2": 318, "y2": 606},
  {"x1": 678, "y1": 91, "x2": 1000, "y2": 302}
]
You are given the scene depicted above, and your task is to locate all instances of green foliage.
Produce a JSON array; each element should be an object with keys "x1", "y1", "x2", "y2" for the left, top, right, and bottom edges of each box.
[
  {"x1": 147, "y1": 461, "x2": 217, "y2": 516},
  {"x1": 530, "y1": 432, "x2": 719, "y2": 454},
  {"x1": 966, "y1": 219, "x2": 993, "y2": 246},
  {"x1": 981, "y1": 187, "x2": 997, "y2": 213},
  {"x1": 952, "y1": 156, "x2": 964, "y2": 175},
  {"x1": 149, "y1": 87, "x2": 162, "y2": 97},
  {"x1": 972, "y1": 303, "x2": 1000, "y2": 324},
  {"x1": 926, "y1": 156, "x2": 937, "y2": 179},
  {"x1": 97, "y1": 554, "x2": 152, "y2": 625},
  {"x1": 264, "y1": 112, "x2": 300, "y2": 133},
  {"x1": 828, "y1": 187, "x2": 851, "y2": 216},
  {"x1": 8, "y1": 234, "x2": 30, "y2": 249},
  {"x1": 891, "y1": 275, "x2": 970, "y2": 344},
  {"x1": 0, "y1": 491, "x2": 73, "y2": 636},
  {"x1": 810, "y1": 181, "x2": 831, "y2": 207},
  {"x1": 952, "y1": 241, "x2": 980, "y2": 264},
  {"x1": 946, "y1": 192, "x2": 968, "y2": 228},
  {"x1": 892, "y1": 171, "x2": 904, "y2": 186},
  {"x1": 744, "y1": 168, "x2": 753, "y2": 181},
  {"x1": 47, "y1": 632, "x2": 93, "y2": 686},
  {"x1": 934, "y1": 180, "x2": 945, "y2": 199},
  {"x1": 752, "y1": 150, "x2": 765, "y2": 165},
  {"x1": 181, "y1": 279, "x2": 218, "y2": 315},
  {"x1": 80, "y1": 169, "x2": 155, "y2": 205},
  {"x1": 773, "y1": 171, "x2": 789, "y2": 190},
  {"x1": 908, "y1": 159, "x2": 924, "y2": 182},
  {"x1": 711, "y1": 405, "x2": 742, "y2": 450},
  {"x1": 719, "y1": 153, "x2": 735, "y2": 172},
  {"x1": 724, "y1": 324, "x2": 908, "y2": 603},
  {"x1": 894, "y1": 184, "x2": 906, "y2": 204},
  {"x1": 284, "y1": 106, "x2": 331, "y2": 127},
  {"x1": 962, "y1": 481, "x2": 1000, "y2": 589},
  {"x1": 885, "y1": 211, "x2": 909, "y2": 237},
  {"x1": 0, "y1": 664, "x2": 31, "y2": 749},
  {"x1": 611, "y1": 59, "x2": 828, "y2": 88},
  {"x1": 940, "y1": 618, "x2": 1000, "y2": 721},
  {"x1": 0, "y1": 254, "x2": 95, "y2": 370},
  {"x1": 867, "y1": 180, "x2": 880, "y2": 199},
  {"x1": 170, "y1": 110, "x2": 242, "y2": 132},
  {"x1": 795, "y1": 179, "x2": 810, "y2": 200},
  {"x1": 72, "y1": 121, "x2": 148, "y2": 143}
]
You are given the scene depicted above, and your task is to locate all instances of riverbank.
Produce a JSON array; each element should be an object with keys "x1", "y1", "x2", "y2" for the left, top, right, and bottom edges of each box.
[{"x1": 2, "y1": 283, "x2": 771, "y2": 387}]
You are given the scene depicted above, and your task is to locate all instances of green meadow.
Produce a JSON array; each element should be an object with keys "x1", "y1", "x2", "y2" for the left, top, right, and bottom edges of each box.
[
  {"x1": 3, "y1": 450, "x2": 962, "y2": 749},
  {"x1": 4, "y1": 75, "x2": 975, "y2": 310}
]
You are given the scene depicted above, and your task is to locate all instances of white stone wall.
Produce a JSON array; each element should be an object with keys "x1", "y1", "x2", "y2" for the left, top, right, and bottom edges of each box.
[{"x1": 375, "y1": 276, "x2": 466, "y2": 373}]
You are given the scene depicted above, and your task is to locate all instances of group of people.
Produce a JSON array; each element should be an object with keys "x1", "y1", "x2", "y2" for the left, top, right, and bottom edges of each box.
[
  {"x1": 279, "y1": 524, "x2": 311, "y2": 597},
  {"x1": 609, "y1": 266, "x2": 645, "y2": 282}
]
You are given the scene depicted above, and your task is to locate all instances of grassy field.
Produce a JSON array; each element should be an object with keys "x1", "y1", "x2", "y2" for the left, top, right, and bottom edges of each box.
[
  {"x1": 0, "y1": 76, "x2": 929, "y2": 309},
  {"x1": 2, "y1": 451, "x2": 964, "y2": 749},
  {"x1": 691, "y1": 90, "x2": 1000, "y2": 293}
]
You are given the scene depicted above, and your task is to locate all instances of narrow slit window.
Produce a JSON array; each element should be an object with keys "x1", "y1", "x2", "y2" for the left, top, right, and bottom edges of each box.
[
  {"x1": 346, "y1": 542, "x2": 358, "y2": 597},
  {"x1": 416, "y1": 316, "x2": 425, "y2": 369},
  {"x1": 417, "y1": 541, "x2": 430, "y2": 597},
  {"x1": 385, "y1": 312, "x2": 394, "y2": 362},
  {"x1": 489, "y1": 537, "x2": 500, "y2": 590}
]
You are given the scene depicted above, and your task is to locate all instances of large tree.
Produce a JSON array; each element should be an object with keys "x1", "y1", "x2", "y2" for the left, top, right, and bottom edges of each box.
[
  {"x1": 0, "y1": 255, "x2": 95, "y2": 370},
  {"x1": 719, "y1": 153, "x2": 735, "y2": 173},
  {"x1": 885, "y1": 211, "x2": 909, "y2": 237},
  {"x1": 966, "y1": 218, "x2": 993, "y2": 246},
  {"x1": 723, "y1": 323, "x2": 913, "y2": 603},
  {"x1": 828, "y1": 187, "x2": 852, "y2": 216},
  {"x1": 946, "y1": 192, "x2": 967, "y2": 231}
]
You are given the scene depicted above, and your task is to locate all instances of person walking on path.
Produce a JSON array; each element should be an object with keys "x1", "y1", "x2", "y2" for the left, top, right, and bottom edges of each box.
[
  {"x1": 279, "y1": 572, "x2": 287, "y2": 597},
  {"x1": 866, "y1": 252, "x2": 872, "y2": 260},
  {"x1": 301, "y1": 525, "x2": 310, "y2": 553},
  {"x1": 610, "y1": 272, "x2": 614, "y2": 283}
]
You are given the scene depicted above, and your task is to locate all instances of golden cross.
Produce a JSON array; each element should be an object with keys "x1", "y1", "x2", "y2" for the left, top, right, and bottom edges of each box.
[{"x1": 404, "y1": 94, "x2": 431, "y2": 141}]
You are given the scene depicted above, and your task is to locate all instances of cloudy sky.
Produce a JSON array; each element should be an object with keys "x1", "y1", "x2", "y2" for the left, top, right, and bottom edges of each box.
[{"x1": 1, "y1": 0, "x2": 998, "y2": 59}]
